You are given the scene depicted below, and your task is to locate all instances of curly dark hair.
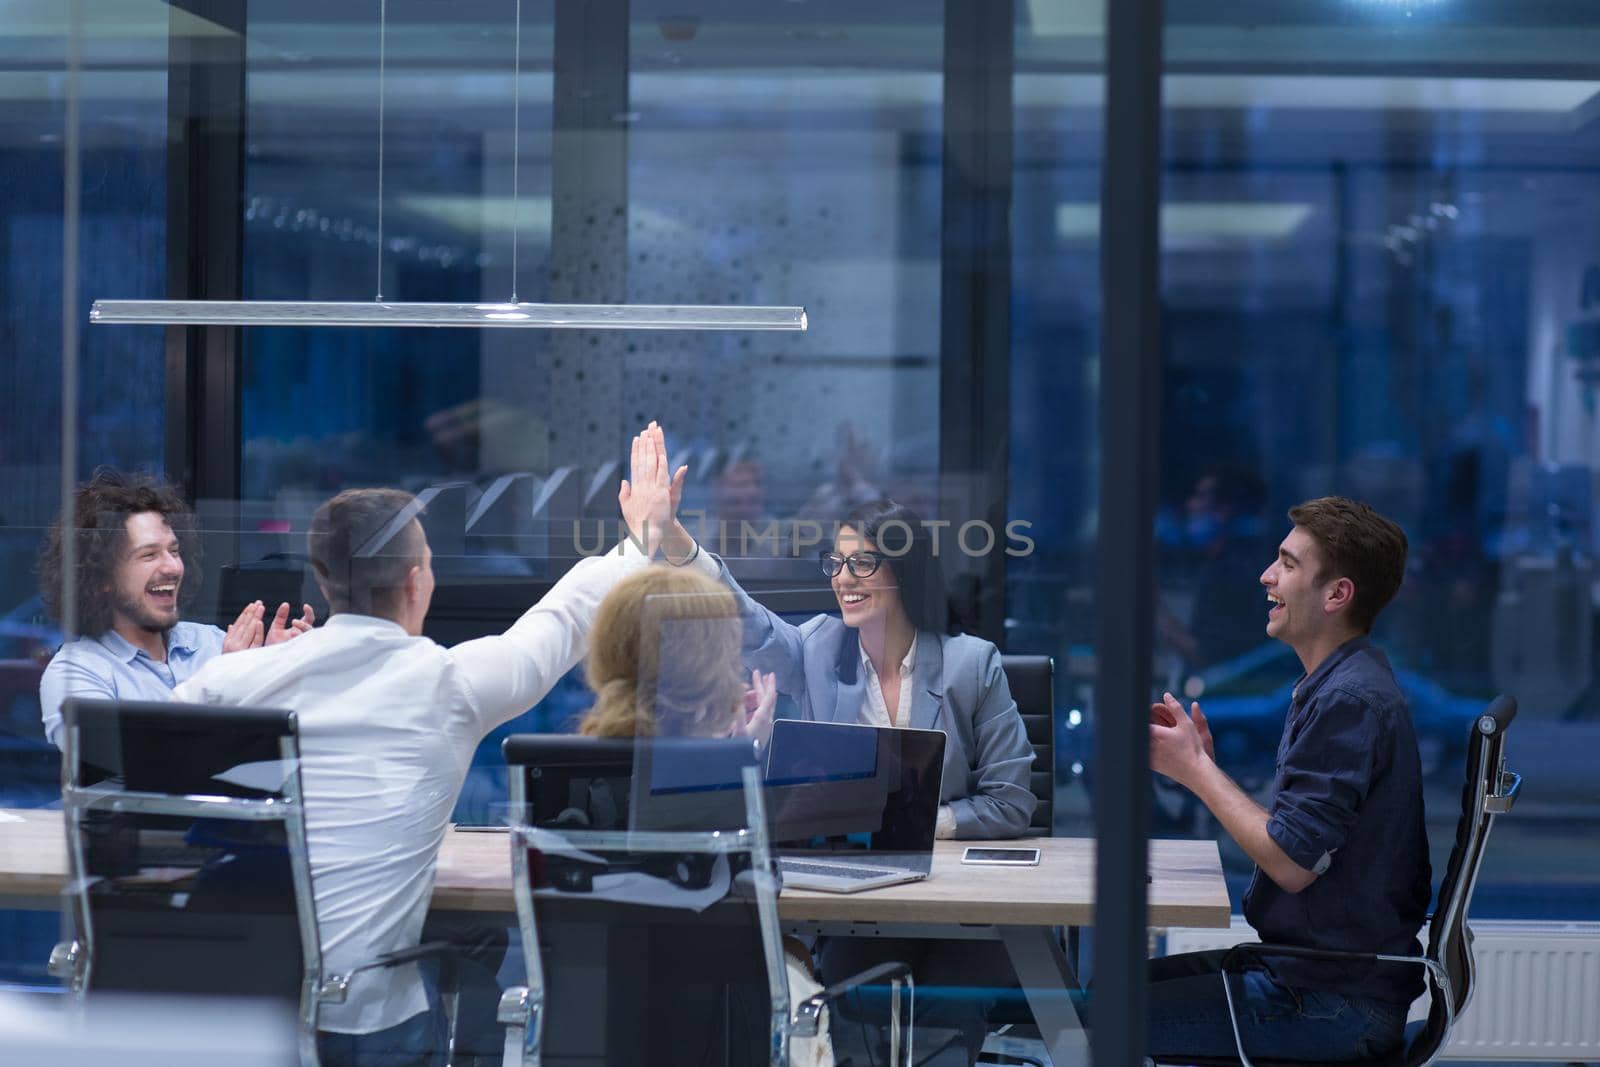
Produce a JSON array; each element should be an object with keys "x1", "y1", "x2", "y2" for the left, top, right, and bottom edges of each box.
[{"x1": 38, "y1": 467, "x2": 202, "y2": 637}]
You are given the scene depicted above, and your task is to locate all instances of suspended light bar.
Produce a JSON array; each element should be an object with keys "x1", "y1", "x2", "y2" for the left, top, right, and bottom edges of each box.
[{"x1": 88, "y1": 300, "x2": 808, "y2": 331}]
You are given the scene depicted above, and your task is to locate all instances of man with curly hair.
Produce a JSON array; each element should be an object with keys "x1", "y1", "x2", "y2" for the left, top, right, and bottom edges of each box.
[{"x1": 37, "y1": 467, "x2": 313, "y2": 747}]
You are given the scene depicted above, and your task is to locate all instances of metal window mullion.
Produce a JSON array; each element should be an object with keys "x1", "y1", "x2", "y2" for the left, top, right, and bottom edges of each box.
[
  {"x1": 939, "y1": 0, "x2": 1014, "y2": 646},
  {"x1": 164, "y1": 0, "x2": 246, "y2": 507},
  {"x1": 1094, "y1": 0, "x2": 1164, "y2": 1063}
]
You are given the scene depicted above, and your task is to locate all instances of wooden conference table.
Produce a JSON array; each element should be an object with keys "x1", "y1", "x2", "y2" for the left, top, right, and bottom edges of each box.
[{"x1": 1, "y1": 809, "x2": 1230, "y2": 1065}]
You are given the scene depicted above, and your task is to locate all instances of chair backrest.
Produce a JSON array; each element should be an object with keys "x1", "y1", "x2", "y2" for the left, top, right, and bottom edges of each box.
[
  {"x1": 503, "y1": 733, "x2": 636, "y2": 830},
  {"x1": 1408, "y1": 694, "x2": 1520, "y2": 1066},
  {"x1": 59, "y1": 698, "x2": 321, "y2": 1026},
  {"x1": 503, "y1": 735, "x2": 787, "y2": 1067},
  {"x1": 1001, "y1": 654, "x2": 1055, "y2": 834}
]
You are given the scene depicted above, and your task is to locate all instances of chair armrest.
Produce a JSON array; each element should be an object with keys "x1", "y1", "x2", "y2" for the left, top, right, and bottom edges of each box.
[
  {"x1": 47, "y1": 940, "x2": 81, "y2": 981},
  {"x1": 1218, "y1": 941, "x2": 1435, "y2": 973},
  {"x1": 791, "y1": 961, "x2": 914, "y2": 1038},
  {"x1": 369, "y1": 939, "x2": 457, "y2": 971},
  {"x1": 1212, "y1": 944, "x2": 1446, "y2": 1067},
  {"x1": 1218, "y1": 941, "x2": 1379, "y2": 971},
  {"x1": 320, "y1": 941, "x2": 458, "y2": 1003},
  {"x1": 498, "y1": 985, "x2": 531, "y2": 1026},
  {"x1": 1485, "y1": 770, "x2": 1521, "y2": 814}
]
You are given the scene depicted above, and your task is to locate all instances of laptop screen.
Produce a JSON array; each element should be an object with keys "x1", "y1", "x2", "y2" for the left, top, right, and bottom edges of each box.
[{"x1": 763, "y1": 720, "x2": 946, "y2": 867}]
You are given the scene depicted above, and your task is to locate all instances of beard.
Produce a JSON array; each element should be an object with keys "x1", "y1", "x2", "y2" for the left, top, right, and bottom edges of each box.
[{"x1": 112, "y1": 590, "x2": 180, "y2": 635}]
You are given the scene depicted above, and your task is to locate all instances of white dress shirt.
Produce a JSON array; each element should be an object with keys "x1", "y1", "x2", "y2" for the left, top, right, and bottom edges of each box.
[
  {"x1": 175, "y1": 548, "x2": 645, "y2": 1034},
  {"x1": 857, "y1": 639, "x2": 915, "y2": 729}
]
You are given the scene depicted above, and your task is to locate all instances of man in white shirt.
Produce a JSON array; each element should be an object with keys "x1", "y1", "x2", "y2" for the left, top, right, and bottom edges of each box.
[{"x1": 175, "y1": 427, "x2": 683, "y2": 1067}]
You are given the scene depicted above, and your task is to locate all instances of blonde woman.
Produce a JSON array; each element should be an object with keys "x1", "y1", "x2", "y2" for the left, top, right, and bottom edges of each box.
[
  {"x1": 575, "y1": 567, "x2": 830, "y2": 1067},
  {"x1": 578, "y1": 566, "x2": 775, "y2": 742}
]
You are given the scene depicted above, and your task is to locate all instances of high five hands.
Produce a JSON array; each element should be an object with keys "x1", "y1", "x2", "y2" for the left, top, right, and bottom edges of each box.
[{"x1": 617, "y1": 421, "x2": 691, "y2": 561}]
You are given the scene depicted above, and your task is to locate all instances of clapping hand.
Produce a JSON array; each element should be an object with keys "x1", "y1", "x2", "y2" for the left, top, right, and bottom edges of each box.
[
  {"x1": 222, "y1": 601, "x2": 267, "y2": 653},
  {"x1": 264, "y1": 602, "x2": 316, "y2": 645},
  {"x1": 741, "y1": 668, "x2": 777, "y2": 746},
  {"x1": 225, "y1": 600, "x2": 316, "y2": 652},
  {"x1": 1148, "y1": 691, "x2": 1215, "y2": 786}
]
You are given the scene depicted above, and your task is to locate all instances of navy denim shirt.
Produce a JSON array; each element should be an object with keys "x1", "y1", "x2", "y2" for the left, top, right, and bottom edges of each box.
[{"x1": 1242, "y1": 636, "x2": 1432, "y2": 1006}]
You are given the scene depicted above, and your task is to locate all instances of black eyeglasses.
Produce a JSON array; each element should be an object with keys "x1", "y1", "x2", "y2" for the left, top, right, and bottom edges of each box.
[{"x1": 820, "y1": 550, "x2": 884, "y2": 579}]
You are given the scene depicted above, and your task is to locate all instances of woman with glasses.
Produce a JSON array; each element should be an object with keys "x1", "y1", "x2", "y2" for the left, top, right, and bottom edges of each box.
[
  {"x1": 662, "y1": 480, "x2": 1035, "y2": 838},
  {"x1": 640, "y1": 430, "x2": 1035, "y2": 1065}
]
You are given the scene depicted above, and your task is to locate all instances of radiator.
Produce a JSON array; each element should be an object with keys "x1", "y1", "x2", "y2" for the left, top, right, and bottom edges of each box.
[{"x1": 1161, "y1": 918, "x2": 1600, "y2": 1061}]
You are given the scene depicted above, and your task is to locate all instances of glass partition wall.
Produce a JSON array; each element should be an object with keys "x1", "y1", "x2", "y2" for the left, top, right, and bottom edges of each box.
[
  {"x1": 12, "y1": 0, "x2": 1600, "y2": 1062},
  {"x1": 24, "y1": 3, "x2": 1118, "y2": 1064},
  {"x1": 1, "y1": 0, "x2": 171, "y2": 989}
]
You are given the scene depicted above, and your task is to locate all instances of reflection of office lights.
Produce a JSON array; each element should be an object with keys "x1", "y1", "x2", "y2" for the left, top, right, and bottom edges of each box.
[
  {"x1": 1383, "y1": 200, "x2": 1460, "y2": 267},
  {"x1": 1055, "y1": 202, "x2": 1314, "y2": 244}
]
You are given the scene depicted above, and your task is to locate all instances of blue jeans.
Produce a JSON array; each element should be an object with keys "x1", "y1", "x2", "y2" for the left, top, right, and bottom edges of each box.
[
  {"x1": 317, "y1": 1006, "x2": 446, "y2": 1067},
  {"x1": 1146, "y1": 950, "x2": 1409, "y2": 1062}
]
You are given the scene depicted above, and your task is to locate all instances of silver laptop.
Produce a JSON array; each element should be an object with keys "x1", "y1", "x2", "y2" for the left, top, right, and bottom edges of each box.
[{"x1": 763, "y1": 719, "x2": 946, "y2": 894}]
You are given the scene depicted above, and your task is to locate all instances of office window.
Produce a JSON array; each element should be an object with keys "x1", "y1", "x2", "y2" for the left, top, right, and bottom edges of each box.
[
  {"x1": 1146, "y1": 4, "x2": 1600, "y2": 917},
  {"x1": 1008, "y1": 22, "x2": 1104, "y2": 833},
  {"x1": 0, "y1": 0, "x2": 169, "y2": 985},
  {"x1": 228, "y1": 3, "x2": 961, "y2": 820}
]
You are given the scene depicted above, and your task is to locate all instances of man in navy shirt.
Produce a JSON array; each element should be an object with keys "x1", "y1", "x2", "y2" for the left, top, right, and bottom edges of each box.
[{"x1": 1146, "y1": 496, "x2": 1430, "y2": 1061}]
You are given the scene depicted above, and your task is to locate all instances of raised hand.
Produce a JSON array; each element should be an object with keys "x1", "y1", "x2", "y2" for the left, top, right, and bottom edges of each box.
[
  {"x1": 264, "y1": 602, "x2": 316, "y2": 645},
  {"x1": 644, "y1": 422, "x2": 696, "y2": 563},
  {"x1": 223, "y1": 600, "x2": 266, "y2": 653},
  {"x1": 652, "y1": 422, "x2": 688, "y2": 521},
  {"x1": 618, "y1": 421, "x2": 675, "y2": 557}
]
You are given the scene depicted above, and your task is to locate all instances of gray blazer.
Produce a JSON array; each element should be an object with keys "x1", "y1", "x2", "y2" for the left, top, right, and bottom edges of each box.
[{"x1": 709, "y1": 554, "x2": 1037, "y2": 839}]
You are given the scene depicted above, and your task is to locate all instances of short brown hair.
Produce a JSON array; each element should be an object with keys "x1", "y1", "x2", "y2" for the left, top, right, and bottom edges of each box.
[
  {"x1": 1286, "y1": 496, "x2": 1407, "y2": 634},
  {"x1": 308, "y1": 489, "x2": 426, "y2": 619},
  {"x1": 38, "y1": 468, "x2": 201, "y2": 637},
  {"x1": 578, "y1": 568, "x2": 745, "y2": 740}
]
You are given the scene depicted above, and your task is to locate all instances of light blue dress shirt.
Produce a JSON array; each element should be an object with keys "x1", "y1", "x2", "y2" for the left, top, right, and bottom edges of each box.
[{"x1": 38, "y1": 621, "x2": 226, "y2": 748}]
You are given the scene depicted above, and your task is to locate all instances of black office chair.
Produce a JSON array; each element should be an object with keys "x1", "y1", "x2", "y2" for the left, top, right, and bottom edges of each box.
[
  {"x1": 978, "y1": 656, "x2": 1057, "y2": 1065},
  {"x1": 50, "y1": 698, "x2": 462, "y2": 1067},
  {"x1": 1000, "y1": 655, "x2": 1055, "y2": 836},
  {"x1": 498, "y1": 734, "x2": 914, "y2": 1067},
  {"x1": 1151, "y1": 694, "x2": 1523, "y2": 1067}
]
